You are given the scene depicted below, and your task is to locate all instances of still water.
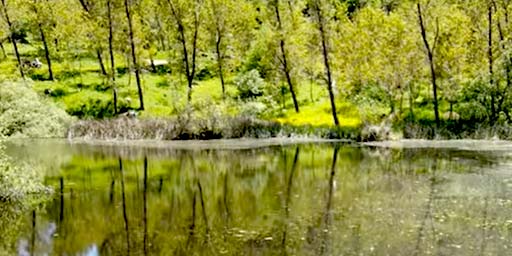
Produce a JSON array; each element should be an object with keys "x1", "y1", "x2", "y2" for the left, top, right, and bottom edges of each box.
[{"x1": 5, "y1": 139, "x2": 512, "y2": 255}]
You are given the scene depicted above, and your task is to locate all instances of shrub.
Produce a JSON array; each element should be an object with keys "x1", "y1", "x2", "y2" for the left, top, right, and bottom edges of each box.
[
  {"x1": 0, "y1": 81, "x2": 73, "y2": 138},
  {"x1": 48, "y1": 87, "x2": 67, "y2": 98},
  {"x1": 64, "y1": 92, "x2": 131, "y2": 119},
  {"x1": 195, "y1": 67, "x2": 214, "y2": 81},
  {"x1": 239, "y1": 101, "x2": 267, "y2": 116},
  {"x1": 235, "y1": 70, "x2": 265, "y2": 99},
  {"x1": 156, "y1": 78, "x2": 171, "y2": 88},
  {"x1": 56, "y1": 70, "x2": 81, "y2": 80}
]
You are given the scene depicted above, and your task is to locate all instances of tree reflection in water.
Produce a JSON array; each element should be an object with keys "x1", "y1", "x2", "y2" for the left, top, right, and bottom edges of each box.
[{"x1": 4, "y1": 141, "x2": 512, "y2": 255}]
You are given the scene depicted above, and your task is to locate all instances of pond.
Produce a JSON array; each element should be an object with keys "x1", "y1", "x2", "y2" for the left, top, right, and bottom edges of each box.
[{"x1": 4, "y1": 139, "x2": 512, "y2": 255}]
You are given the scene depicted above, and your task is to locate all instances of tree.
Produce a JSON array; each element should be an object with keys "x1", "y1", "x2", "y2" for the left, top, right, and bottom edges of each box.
[
  {"x1": 77, "y1": 0, "x2": 108, "y2": 76},
  {"x1": 107, "y1": 0, "x2": 117, "y2": 114},
  {"x1": 29, "y1": 0, "x2": 54, "y2": 80},
  {"x1": 417, "y1": 2, "x2": 440, "y2": 128},
  {"x1": 124, "y1": 0, "x2": 144, "y2": 110},
  {"x1": 208, "y1": 0, "x2": 229, "y2": 99},
  {"x1": 165, "y1": 0, "x2": 203, "y2": 103},
  {"x1": 1, "y1": 0, "x2": 24, "y2": 79},
  {"x1": 488, "y1": 1, "x2": 496, "y2": 123},
  {"x1": 310, "y1": 0, "x2": 339, "y2": 126},
  {"x1": 273, "y1": 0, "x2": 300, "y2": 113}
]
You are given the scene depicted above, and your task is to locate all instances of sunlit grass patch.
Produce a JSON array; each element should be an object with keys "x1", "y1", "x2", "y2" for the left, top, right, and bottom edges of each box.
[{"x1": 275, "y1": 101, "x2": 362, "y2": 128}]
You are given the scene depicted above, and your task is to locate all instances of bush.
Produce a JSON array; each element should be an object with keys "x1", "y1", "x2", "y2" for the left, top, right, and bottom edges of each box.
[
  {"x1": 0, "y1": 81, "x2": 73, "y2": 138},
  {"x1": 195, "y1": 67, "x2": 214, "y2": 81},
  {"x1": 48, "y1": 87, "x2": 67, "y2": 98},
  {"x1": 56, "y1": 70, "x2": 81, "y2": 80},
  {"x1": 235, "y1": 70, "x2": 265, "y2": 99},
  {"x1": 116, "y1": 66, "x2": 129, "y2": 75},
  {"x1": 64, "y1": 92, "x2": 131, "y2": 119}
]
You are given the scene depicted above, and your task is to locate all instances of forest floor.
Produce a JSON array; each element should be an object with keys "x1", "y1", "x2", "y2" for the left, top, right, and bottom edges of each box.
[{"x1": 3, "y1": 43, "x2": 366, "y2": 138}]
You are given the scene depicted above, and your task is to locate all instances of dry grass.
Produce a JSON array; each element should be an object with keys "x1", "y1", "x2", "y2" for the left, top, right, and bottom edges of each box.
[{"x1": 67, "y1": 116, "x2": 362, "y2": 141}]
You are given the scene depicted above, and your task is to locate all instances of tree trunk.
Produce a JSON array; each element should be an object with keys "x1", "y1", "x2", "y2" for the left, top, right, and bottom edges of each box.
[
  {"x1": 124, "y1": 0, "x2": 144, "y2": 110},
  {"x1": 107, "y1": 0, "x2": 117, "y2": 115},
  {"x1": 488, "y1": 3, "x2": 496, "y2": 124},
  {"x1": 0, "y1": 42, "x2": 6, "y2": 58},
  {"x1": 493, "y1": 0, "x2": 511, "y2": 118},
  {"x1": 1, "y1": 0, "x2": 24, "y2": 79},
  {"x1": 417, "y1": 3, "x2": 440, "y2": 128},
  {"x1": 275, "y1": 0, "x2": 299, "y2": 113},
  {"x1": 188, "y1": 6, "x2": 200, "y2": 103},
  {"x1": 314, "y1": 0, "x2": 339, "y2": 126},
  {"x1": 96, "y1": 48, "x2": 107, "y2": 76},
  {"x1": 149, "y1": 53, "x2": 157, "y2": 73},
  {"x1": 39, "y1": 23, "x2": 53, "y2": 80},
  {"x1": 167, "y1": 0, "x2": 200, "y2": 104},
  {"x1": 215, "y1": 31, "x2": 226, "y2": 99},
  {"x1": 210, "y1": 0, "x2": 226, "y2": 99},
  {"x1": 408, "y1": 82, "x2": 415, "y2": 122}
]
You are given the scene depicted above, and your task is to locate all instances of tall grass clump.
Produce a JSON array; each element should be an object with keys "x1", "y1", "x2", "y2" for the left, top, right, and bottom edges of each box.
[{"x1": 0, "y1": 80, "x2": 73, "y2": 138}]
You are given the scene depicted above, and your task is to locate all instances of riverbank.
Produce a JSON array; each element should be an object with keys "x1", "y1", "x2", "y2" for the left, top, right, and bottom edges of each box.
[
  {"x1": 66, "y1": 116, "x2": 362, "y2": 141},
  {"x1": 66, "y1": 116, "x2": 512, "y2": 143}
]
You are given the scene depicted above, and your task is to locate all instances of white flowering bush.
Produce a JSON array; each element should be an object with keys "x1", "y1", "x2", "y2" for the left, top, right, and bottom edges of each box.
[{"x1": 0, "y1": 81, "x2": 73, "y2": 138}]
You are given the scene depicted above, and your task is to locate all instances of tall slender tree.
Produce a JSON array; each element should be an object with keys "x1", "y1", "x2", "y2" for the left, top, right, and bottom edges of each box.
[
  {"x1": 488, "y1": 2, "x2": 496, "y2": 123},
  {"x1": 30, "y1": 0, "x2": 53, "y2": 80},
  {"x1": 311, "y1": 0, "x2": 339, "y2": 126},
  {"x1": 77, "y1": 0, "x2": 108, "y2": 76},
  {"x1": 124, "y1": 0, "x2": 144, "y2": 110},
  {"x1": 166, "y1": 0, "x2": 202, "y2": 103},
  {"x1": 209, "y1": 0, "x2": 227, "y2": 99},
  {"x1": 107, "y1": 0, "x2": 117, "y2": 114},
  {"x1": 1, "y1": 0, "x2": 24, "y2": 79},
  {"x1": 417, "y1": 2, "x2": 440, "y2": 128},
  {"x1": 273, "y1": 0, "x2": 300, "y2": 113}
]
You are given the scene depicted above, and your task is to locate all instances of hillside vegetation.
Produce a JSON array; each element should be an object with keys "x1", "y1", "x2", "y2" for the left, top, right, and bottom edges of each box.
[{"x1": 0, "y1": 0, "x2": 510, "y2": 139}]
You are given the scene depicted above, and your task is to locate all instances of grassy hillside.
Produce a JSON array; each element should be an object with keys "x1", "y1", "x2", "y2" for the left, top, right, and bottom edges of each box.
[{"x1": 9, "y1": 44, "x2": 363, "y2": 130}]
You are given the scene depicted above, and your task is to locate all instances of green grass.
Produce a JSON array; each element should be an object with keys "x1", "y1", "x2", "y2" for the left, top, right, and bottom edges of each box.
[
  {"x1": 4, "y1": 43, "x2": 365, "y2": 129},
  {"x1": 275, "y1": 101, "x2": 362, "y2": 128}
]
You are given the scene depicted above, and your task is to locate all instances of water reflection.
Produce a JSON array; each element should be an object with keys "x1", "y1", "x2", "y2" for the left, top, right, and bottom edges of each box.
[{"x1": 4, "y1": 141, "x2": 512, "y2": 255}]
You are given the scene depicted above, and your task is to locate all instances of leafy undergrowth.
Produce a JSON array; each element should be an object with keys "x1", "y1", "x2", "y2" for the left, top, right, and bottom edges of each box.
[
  {"x1": 0, "y1": 81, "x2": 73, "y2": 138},
  {"x1": 30, "y1": 64, "x2": 364, "y2": 140}
]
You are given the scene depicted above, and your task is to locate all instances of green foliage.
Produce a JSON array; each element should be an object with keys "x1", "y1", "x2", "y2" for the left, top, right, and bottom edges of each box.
[
  {"x1": 63, "y1": 91, "x2": 131, "y2": 119},
  {"x1": 0, "y1": 81, "x2": 73, "y2": 138},
  {"x1": 0, "y1": 142, "x2": 50, "y2": 202},
  {"x1": 235, "y1": 70, "x2": 265, "y2": 99},
  {"x1": 2, "y1": 0, "x2": 512, "y2": 138},
  {"x1": 457, "y1": 79, "x2": 492, "y2": 122},
  {"x1": 0, "y1": 140, "x2": 51, "y2": 255}
]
